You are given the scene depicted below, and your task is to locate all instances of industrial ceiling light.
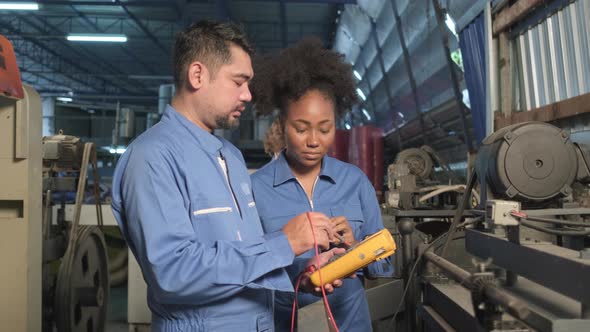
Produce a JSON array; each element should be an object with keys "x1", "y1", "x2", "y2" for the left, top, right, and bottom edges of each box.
[
  {"x1": 353, "y1": 70, "x2": 362, "y2": 81},
  {"x1": 0, "y1": 2, "x2": 39, "y2": 10},
  {"x1": 66, "y1": 34, "x2": 127, "y2": 42},
  {"x1": 362, "y1": 109, "x2": 371, "y2": 121},
  {"x1": 108, "y1": 147, "x2": 126, "y2": 154},
  {"x1": 356, "y1": 88, "x2": 366, "y2": 101},
  {"x1": 56, "y1": 97, "x2": 72, "y2": 102}
]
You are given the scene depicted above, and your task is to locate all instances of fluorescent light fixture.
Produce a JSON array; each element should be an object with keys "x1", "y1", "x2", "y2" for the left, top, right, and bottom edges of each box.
[
  {"x1": 56, "y1": 97, "x2": 72, "y2": 102},
  {"x1": 0, "y1": 2, "x2": 39, "y2": 10},
  {"x1": 353, "y1": 70, "x2": 362, "y2": 81},
  {"x1": 345, "y1": 123, "x2": 351, "y2": 130},
  {"x1": 398, "y1": 112, "x2": 405, "y2": 119},
  {"x1": 109, "y1": 148, "x2": 126, "y2": 154},
  {"x1": 356, "y1": 88, "x2": 366, "y2": 101},
  {"x1": 67, "y1": 34, "x2": 127, "y2": 42},
  {"x1": 362, "y1": 109, "x2": 371, "y2": 120}
]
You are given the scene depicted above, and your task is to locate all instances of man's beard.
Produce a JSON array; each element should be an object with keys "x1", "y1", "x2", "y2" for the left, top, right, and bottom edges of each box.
[{"x1": 215, "y1": 113, "x2": 239, "y2": 130}]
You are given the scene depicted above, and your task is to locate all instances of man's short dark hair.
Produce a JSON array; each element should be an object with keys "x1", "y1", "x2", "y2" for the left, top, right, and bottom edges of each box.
[{"x1": 173, "y1": 20, "x2": 253, "y2": 89}]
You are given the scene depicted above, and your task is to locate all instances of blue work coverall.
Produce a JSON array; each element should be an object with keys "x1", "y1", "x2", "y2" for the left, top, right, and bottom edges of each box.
[
  {"x1": 111, "y1": 105, "x2": 295, "y2": 331},
  {"x1": 251, "y1": 152, "x2": 394, "y2": 331}
]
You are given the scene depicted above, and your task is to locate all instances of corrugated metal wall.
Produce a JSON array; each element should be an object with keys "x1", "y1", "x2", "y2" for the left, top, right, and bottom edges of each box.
[
  {"x1": 516, "y1": 0, "x2": 590, "y2": 111},
  {"x1": 333, "y1": 0, "x2": 468, "y2": 133}
]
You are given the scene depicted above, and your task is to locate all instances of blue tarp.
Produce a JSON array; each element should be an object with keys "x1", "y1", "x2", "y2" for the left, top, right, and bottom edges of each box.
[{"x1": 459, "y1": 13, "x2": 487, "y2": 148}]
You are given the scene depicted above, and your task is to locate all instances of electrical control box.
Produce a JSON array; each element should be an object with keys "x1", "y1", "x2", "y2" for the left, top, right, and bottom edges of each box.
[
  {"x1": 485, "y1": 200, "x2": 521, "y2": 227},
  {"x1": 310, "y1": 229, "x2": 396, "y2": 287}
]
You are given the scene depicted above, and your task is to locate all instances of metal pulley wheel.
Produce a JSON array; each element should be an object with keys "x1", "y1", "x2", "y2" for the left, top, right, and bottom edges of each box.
[
  {"x1": 395, "y1": 148, "x2": 434, "y2": 179},
  {"x1": 55, "y1": 226, "x2": 110, "y2": 332}
]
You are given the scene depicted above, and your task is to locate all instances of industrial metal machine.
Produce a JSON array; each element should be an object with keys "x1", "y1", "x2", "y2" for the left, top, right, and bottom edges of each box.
[
  {"x1": 42, "y1": 133, "x2": 110, "y2": 332},
  {"x1": 0, "y1": 35, "x2": 42, "y2": 332},
  {"x1": 394, "y1": 122, "x2": 590, "y2": 332},
  {"x1": 386, "y1": 145, "x2": 469, "y2": 211},
  {"x1": 0, "y1": 35, "x2": 110, "y2": 332}
]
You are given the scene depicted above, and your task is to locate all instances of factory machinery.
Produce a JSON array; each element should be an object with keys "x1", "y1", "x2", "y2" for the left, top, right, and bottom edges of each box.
[
  {"x1": 42, "y1": 133, "x2": 110, "y2": 332},
  {"x1": 3, "y1": 33, "x2": 590, "y2": 331},
  {"x1": 387, "y1": 122, "x2": 590, "y2": 332},
  {"x1": 0, "y1": 35, "x2": 109, "y2": 332}
]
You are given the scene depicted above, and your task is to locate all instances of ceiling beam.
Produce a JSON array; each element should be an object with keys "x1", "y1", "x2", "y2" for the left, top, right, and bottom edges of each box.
[
  {"x1": 14, "y1": 13, "x2": 142, "y2": 94},
  {"x1": 115, "y1": 0, "x2": 169, "y2": 55},
  {"x1": 217, "y1": 0, "x2": 233, "y2": 21},
  {"x1": 39, "y1": 0, "x2": 356, "y2": 3},
  {"x1": 5, "y1": 12, "x2": 162, "y2": 95},
  {"x1": 37, "y1": 1, "x2": 176, "y2": 7},
  {"x1": 279, "y1": 0, "x2": 288, "y2": 48},
  {"x1": 4, "y1": 31, "x2": 107, "y2": 93},
  {"x1": 243, "y1": 0, "x2": 356, "y2": 3},
  {"x1": 493, "y1": 0, "x2": 544, "y2": 36},
  {"x1": 69, "y1": 4, "x2": 160, "y2": 86}
]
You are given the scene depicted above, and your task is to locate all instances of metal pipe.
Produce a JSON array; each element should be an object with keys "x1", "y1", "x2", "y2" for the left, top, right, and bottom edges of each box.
[
  {"x1": 423, "y1": 250, "x2": 530, "y2": 321},
  {"x1": 398, "y1": 218, "x2": 417, "y2": 332},
  {"x1": 483, "y1": 285, "x2": 530, "y2": 321},
  {"x1": 424, "y1": 250, "x2": 471, "y2": 281}
]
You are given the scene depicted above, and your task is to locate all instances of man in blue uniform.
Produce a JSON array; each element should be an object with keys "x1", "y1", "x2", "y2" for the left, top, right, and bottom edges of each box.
[{"x1": 111, "y1": 21, "x2": 341, "y2": 331}]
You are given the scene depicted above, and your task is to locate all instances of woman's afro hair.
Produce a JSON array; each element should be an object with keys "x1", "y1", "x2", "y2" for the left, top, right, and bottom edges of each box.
[{"x1": 250, "y1": 37, "x2": 358, "y2": 118}]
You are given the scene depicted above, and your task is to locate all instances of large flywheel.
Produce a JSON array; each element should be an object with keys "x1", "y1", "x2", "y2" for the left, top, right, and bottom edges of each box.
[
  {"x1": 55, "y1": 226, "x2": 110, "y2": 332},
  {"x1": 395, "y1": 148, "x2": 434, "y2": 179}
]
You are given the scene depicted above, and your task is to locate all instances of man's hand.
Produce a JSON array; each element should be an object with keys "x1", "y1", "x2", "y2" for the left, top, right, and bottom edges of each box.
[
  {"x1": 330, "y1": 216, "x2": 357, "y2": 246},
  {"x1": 283, "y1": 212, "x2": 337, "y2": 256},
  {"x1": 299, "y1": 247, "x2": 354, "y2": 295}
]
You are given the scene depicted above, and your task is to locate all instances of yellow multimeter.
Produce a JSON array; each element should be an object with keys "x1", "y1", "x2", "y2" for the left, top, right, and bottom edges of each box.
[{"x1": 309, "y1": 229, "x2": 397, "y2": 287}]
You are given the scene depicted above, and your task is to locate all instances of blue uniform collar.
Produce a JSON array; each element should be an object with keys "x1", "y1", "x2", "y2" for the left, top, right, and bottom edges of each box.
[
  {"x1": 273, "y1": 151, "x2": 337, "y2": 186},
  {"x1": 162, "y1": 105, "x2": 223, "y2": 155}
]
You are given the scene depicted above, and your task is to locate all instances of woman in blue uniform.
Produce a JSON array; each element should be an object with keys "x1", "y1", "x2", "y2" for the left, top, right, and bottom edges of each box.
[{"x1": 250, "y1": 38, "x2": 393, "y2": 331}]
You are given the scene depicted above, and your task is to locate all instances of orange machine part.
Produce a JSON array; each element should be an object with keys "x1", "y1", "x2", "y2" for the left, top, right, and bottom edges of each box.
[{"x1": 0, "y1": 34, "x2": 24, "y2": 100}]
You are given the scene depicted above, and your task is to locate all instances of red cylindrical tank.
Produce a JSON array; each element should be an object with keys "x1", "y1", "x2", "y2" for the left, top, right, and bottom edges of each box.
[
  {"x1": 328, "y1": 129, "x2": 349, "y2": 162},
  {"x1": 348, "y1": 126, "x2": 374, "y2": 186}
]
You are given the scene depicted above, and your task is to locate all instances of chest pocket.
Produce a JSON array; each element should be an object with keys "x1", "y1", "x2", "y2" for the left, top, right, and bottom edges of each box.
[
  {"x1": 330, "y1": 204, "x2": 364, "y2": 239},
  {"x1": 258, "y1": 206, "x2": 301, "y2": 234},
  {"x1": 190, "y1": 197, "x2": 239, "y2": 242}
]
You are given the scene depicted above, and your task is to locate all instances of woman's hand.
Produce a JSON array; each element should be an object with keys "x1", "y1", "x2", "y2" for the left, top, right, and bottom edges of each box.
[
  {"x1": 299, "y1": 247, "x2": 354, "y2": 295},
  {"x1": 330, "y1": 216, "x2": 357, "y2": 246}
]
